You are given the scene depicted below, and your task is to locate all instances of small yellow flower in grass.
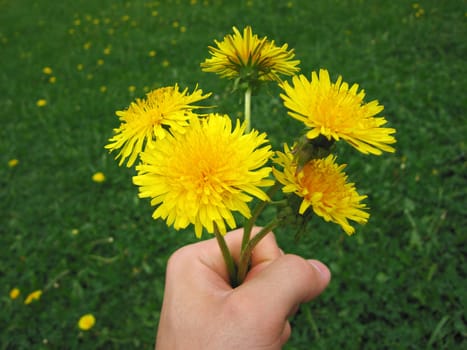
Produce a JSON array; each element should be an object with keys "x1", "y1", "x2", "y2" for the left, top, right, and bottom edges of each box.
[
  {"x1": 42, "y1": 66, "x2": 53, "y2": 75},
  {"x1": 100, "y1": 85, "x2": 107, "y2": 93},
  {"x1": 162, "y1": 59, "x2": 170, "y2": 67},
  {"x1": 106, "y1": 85, "x2": 211, "y2": 167},
  {"x1": 24, "y1": 290, "x2": 42, "y2": 304},
  {"x1": 8, "y1": 159, "x2": 19, "y2": 167},
  {"x1": 280, "y1": 69, "x2": 397, "y2": 155},
  {"x1": 9, "y1": 288, "x2": 20, "y2": 300},
  {"x1": 201, "y1": 26, "x2": 300, "y2": 83},
  {"x1": 128, "y1": 85, "x2": 136, "y2": 93},
  {"x1": 92, "y1": 172, "x2": 106, "y2": 183},
  {"x1": 148, "y1": 50, "x2": 157, "y2": 57},
  {"x1": 49, "y1": 76, "x2": 56, "y2": 84},
  {"x1": 133, "y1": 114, "x2": 274, "y2": 238},
  {"x1": 36, "y1": 99, "x2": 47, "y2": 107},
  {"x1": 273, "y1": 144, "x2": 369, "y2": 235},
  {"x1": 78, "y1": 314, "x2": 96, "y2": 331},
  {"x1": 103, "y1": 46, "x2": 112, "y2": 55}
]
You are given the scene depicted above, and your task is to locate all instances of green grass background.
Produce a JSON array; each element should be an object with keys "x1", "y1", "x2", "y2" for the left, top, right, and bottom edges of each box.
[{"x1": 1, "y1": 0, "x2": 465, "y2": 348}]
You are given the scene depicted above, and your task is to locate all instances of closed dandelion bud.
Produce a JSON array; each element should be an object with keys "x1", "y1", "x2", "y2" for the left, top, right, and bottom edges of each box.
[
  {"x1": 276, "y1": 191, "x2": 314, "y2": 241},
  {"x1": 293, "y1": 135, "x2": 335, "y2": 169}
]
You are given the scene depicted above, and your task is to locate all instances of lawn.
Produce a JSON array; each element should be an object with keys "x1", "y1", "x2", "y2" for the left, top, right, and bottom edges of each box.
[{"x1": 1, "y1": 0, "x2": 465, "y2": 349}]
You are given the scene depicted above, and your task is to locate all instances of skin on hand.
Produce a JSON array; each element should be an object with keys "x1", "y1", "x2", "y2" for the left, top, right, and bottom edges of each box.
[{"x1": 155, "y1": 227, "x2": 331, "y2": 350}]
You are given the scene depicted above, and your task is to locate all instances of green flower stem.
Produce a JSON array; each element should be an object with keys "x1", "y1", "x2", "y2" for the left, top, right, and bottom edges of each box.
[
  {"x1": 241, "y1": 181, "x2": 282, "y2": 251},
  {"x1": 244, "y1": 86, "x2": 252, "y2": 132},
  {"x1": 236, "y1": 218, "x2": 280, "y2": 284},
  {"x1": 214, "y1": 225, "x2": 238, "y2": 287}
]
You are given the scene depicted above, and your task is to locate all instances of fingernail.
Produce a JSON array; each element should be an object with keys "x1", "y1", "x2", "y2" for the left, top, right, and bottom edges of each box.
[{"x1": 308, "y1": 260, "x2": 331, "y2": 282}]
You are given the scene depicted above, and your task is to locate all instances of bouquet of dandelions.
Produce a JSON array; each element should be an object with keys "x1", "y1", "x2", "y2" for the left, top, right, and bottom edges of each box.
[{"x1": 105, "y1": 26, "x2": 396, "y2": 287}]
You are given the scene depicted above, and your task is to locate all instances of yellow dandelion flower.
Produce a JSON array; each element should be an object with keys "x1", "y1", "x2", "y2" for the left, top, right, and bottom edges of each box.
[
  {"x1": 106, "y1": 85, "x2": 211, "y2": 167},
  {"x1": 133, "y1": 114, "x2": 274, "y2": 238},
  {"x1": 78, "y1": 314, "x2": 96, "y2": 331},
  {"x1": 162, "y1": 59, "x2": 170, "y2": 67},
  {"x1": 280, "y1": 69, "x2": 397, "y2": 155},
  {"x1": 100, "y1": 85, "x2": 107, "y2": 93},
  {"x1": 24, "y1": 290, "x2": 42, "y2": 304},
  {"x1": 36, "y1": 99, "x2": 47, "y2": 107},
  {"x1": 42, "y1": 66, "x2": 53, "y2": 75},
  {"x1": 77, "y1": 63, "x2": 84, "y2": 71},
  {"x1": 273, "y1": 144, "x2": 369, "y2": 235},
  {"x1": 9, "y1": 288, "x2": 20, "y2": 299},
  {"x1": 103, "y1": 46, "x2": 112, "y2": 55},
  {"x1": 92, "y1": 172, "x2": 106, "y2": 183},
  {"x1": 49, "y1": 76, "x2": 56, "y2": 84},
  {"x1": 201, "y1": 26, "x2": 300, "y2": 83},
  {"x1": 148, "y1": 50, "x2": 157, "y2": 57},
  {"x1": 128, "y1": 85, "x2": 136, "y2": 93},
  {"x1": 8, "y1": 159, "x2": 19, "y2": 167}
]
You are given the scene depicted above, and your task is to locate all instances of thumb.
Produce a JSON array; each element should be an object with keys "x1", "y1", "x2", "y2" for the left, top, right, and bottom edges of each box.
[{"x1": 235, "y1": 254, "x2": 331, "y2": 319}]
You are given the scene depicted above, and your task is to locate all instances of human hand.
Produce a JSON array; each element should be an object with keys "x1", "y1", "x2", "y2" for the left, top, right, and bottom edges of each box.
[{"x1": 155, "y1": 227, "x2": 331, "y2": 350}]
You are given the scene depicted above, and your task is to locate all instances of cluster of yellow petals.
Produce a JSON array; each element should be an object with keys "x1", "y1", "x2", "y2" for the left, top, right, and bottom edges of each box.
[
  {"x1": 280, "y1": 69, "x2": 396, "y2": 155},
  {"x1": 133, "y1": 114, "x2": 274, "y2": 237},
  {"x1": 201, "y1": 26, "x2": 300, "y2": 82},
  {"x1": 273, "y1": 144, "x2": 369, "y2": 235},
  {"x1": 106, "y1": 85, "x2": 211, "y2": 167}
]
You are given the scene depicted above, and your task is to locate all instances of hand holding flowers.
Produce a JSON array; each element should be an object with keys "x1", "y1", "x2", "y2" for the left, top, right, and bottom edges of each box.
[{"x1": 106, "y1": 26, "x2": 396, "y2": 286}]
